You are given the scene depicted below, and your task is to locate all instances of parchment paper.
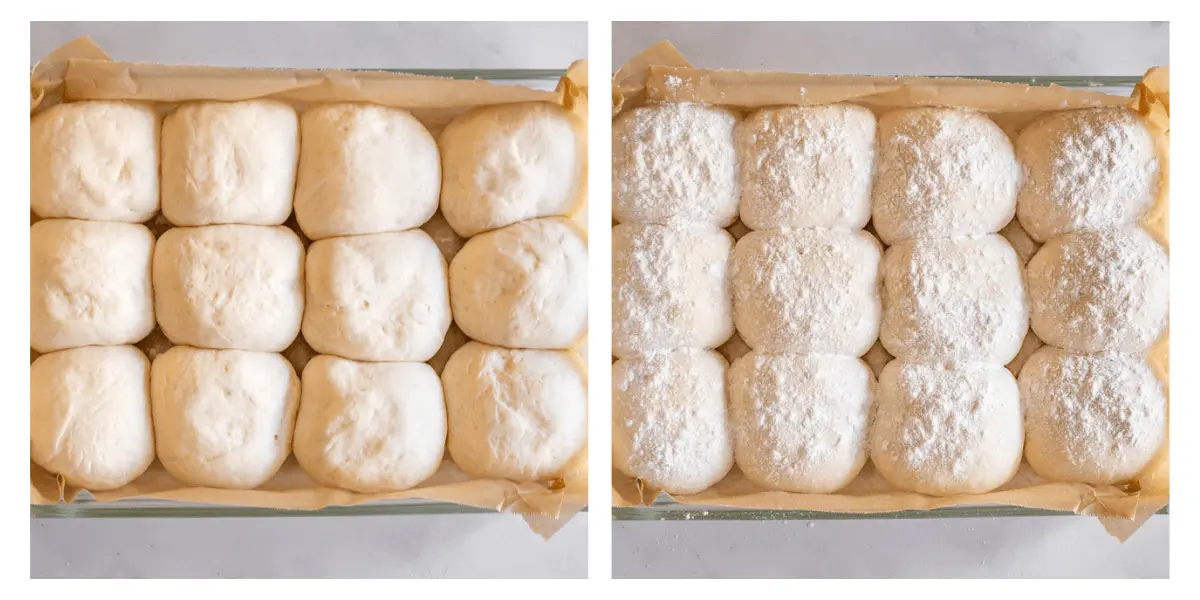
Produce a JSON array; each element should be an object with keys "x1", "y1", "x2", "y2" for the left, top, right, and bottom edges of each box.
[
  {"x1": 30, "y1": 37, "x2": 589, "y2": 539},
  {"x1": 612, "y1": 42, "x2": 1169, "y2": 542}
]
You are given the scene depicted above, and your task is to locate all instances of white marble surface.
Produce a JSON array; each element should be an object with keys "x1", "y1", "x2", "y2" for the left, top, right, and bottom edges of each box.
[
  {"x1": 29, "y1": 21, "x2": 587, "y2": 579},
  {"x1": 610, "y1": 21, "x2": 1168, "y2": 579}
]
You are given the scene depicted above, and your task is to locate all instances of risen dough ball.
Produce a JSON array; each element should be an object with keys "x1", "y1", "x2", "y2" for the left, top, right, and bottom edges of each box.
[
  {"x1": 294, "y1": 104, "x2": 439, "y2": 240},
  {"x1": 870, "y1": 360, "x2": 1023, "y2": 496},
  {"x1": 449, "y1": 218, "x2": 587, "y2": 349},
  {"x1": 881, "y1": 234, "x2": 1028, "y2": 363},
  {"x1": 443, "y1": 342, "x2": 587, "y2": 482},
  {"x1": 729, "y1": 352, "x2": 874, "y2": 493},
  {"x1": 295, "y1": 356, "x2": 446, "y2": 492},
  {"x1": 732, "y1": 229, "x2": 880, "y2": 356},
  {"x1": 150, "y1": 346, "x2": 299, "y2": 489},
  {"x1": 30, "y1": 101, "x2": 159, "y2": 222},
  {"x1": 161, "y1": 100, "x2": 298, "y2": 226},
  {"x1": 613, "y1": 103, "x2": 739, "y2": 226},
  {"x1": 736, "y1": 104, "x2": 875, "y2": 231},
  {"x1": 871, "y1": 108, "x2": 1020, "y2": 245},
  {"x1": 1027, "y1": 227, "x2": 1168, "y2": 353},
  {"x1": 613, "y1": 223, "x2": 733, "y2": 358},
  {"x1": 303, "y1": 230, "x2": 450, "y2": 362},
  {"x1": 613, "y1": 349, "x2": 733, "y2": 495},
  {"x1": 1020, "y1": 347, "x2": 1166, "y2": 485},
  {"x1": 439, "y1": 102, "x2": 586, "y2": 237},
  {"x1": 31, "y1": 219, "x2": 155, "y2": 353},
  {"x1": 154, "y1": 225, "x2": 304, "y2": 352},
  {"x1": 1016, "y1": 107, "x2": 1160, "y2": 243},
  {"x1": 30, "y1": 346, "x2": 154, "y2": 490}
]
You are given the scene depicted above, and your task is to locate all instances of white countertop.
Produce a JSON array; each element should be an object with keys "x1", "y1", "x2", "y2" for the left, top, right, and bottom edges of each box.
[
  {"x1": 610, "y1": 21, "x2": 1168, "y2": 579},
  {"x1": 30, "y1": 21, "x2": 1169, "y2": 579}
]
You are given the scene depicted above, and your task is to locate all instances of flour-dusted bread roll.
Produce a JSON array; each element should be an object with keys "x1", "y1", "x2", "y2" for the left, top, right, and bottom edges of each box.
[
  {"x1": 30, "y1": 101, "x2": 159, "y2": 222},
  {"x1": 871, "y1": 107, "x2": 1020, "y2": 245},
  {"x1": 31, "y1": 346, "x2": 154, "y2": 490},
  {"x1": 303, "y1": 230, "x2": 450, "y2": 362},
  {"x1": 449, "y1": 218, "x2": 587, "y2": 349},
  {"x1": 613, "y1": 223, "x2": 733, "y2": 358},
  {"x1": 1016, "y1": 107, "x2": 1161, "y2": 243},
  {"x1": 613, "y1": 103, "x2": 739, "y2": 226},
  {"x1": 439, "y1": 102, "x2": 586, "y2": 237},
  {"x1": 731, "y1": 229, "x2": 881, "y2": 356},
  {"x1": 443, "y1": 342, "x2": 587, "y2": 482},
  {"x1": 150, "y1": 346, "x2": 299, "y2": 489},
  {"x1": 1020, "y1": 347, "x2": 1166, "y2": 485},
  {"x1": 729, "y1": 352, "x2": 874, "y2": 493},
  {"x1": 293, "y1": 103, "x2": 439, "y2": 240},
  {"x1": 736, "y1": 104, "x2": 875, "y2": 231},
  {"x1": 870, "y1": 360, "x2": 1023, "y2": 496},
  {"x1": 1027, "y1": 227, "x2": 1168, "y2": 353},
  {"x1": 295, "y1": 356, "x2": 445, "y2": 492},
  {"x1": 881, "y1": 234, "x2": 1029, "y2": 363},
  {"x1": 161, "y1": 100, "x2": 299, "y2": 226},
  {"x1": 613, "y1": 349, "x2": 733, "y2": 495},
  {"x1": 154, "y1": 225, "x2": 304, "y2": 352},
  {"x1": 31, "y1": 219, "x2": 155, "y2": 353}
]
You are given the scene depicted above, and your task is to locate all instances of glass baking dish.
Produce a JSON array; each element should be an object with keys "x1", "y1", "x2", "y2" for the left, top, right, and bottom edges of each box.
[
  {"x1": 31, "y1": 67, "x2": 569, "y2": 520},
  {"x1": 612, "y1": 74, "x2": 1169, "y2": 522}
]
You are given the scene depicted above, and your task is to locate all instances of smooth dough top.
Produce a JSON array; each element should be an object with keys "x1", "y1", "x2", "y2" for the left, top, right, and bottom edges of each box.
[
  {"x1": 161, "y1": 100, "x2": 299, "y2": 226},
  {"x1": 439, "y1": 102, "x2": 586, "y2": 237},
  {"x1": 1027, "y1": 227, "x2": 1168, "y2": 353},
  {"x1": 612, "y1": 222, "x2": 734, "y2": 358},
  {"x1": 613, "y1": 103, "x2": 739, "y2": 227},
  {"x1": 736, "y1": 103, "x2": 876, "y2": 231},
  {"x1": 30, "y1": 219, "x2": 156, "y2": 354},
  {"x1": 1020, "y1": 347, "x2": 1166, "y2": 485},
  {"x1": 153, "y1": 225, "x2": 305, "y2": 353},
  {"x1": 613, "y1": 349, "x2": 733, "y2": 495},
  {"x1": 442, "y1": 342, "x2": 587, "y2": 482},
  {"x1": 1016, "y1": 107, "x2": 1161, "y2": 243},
  {"x1": 294, "y1": 103, "x2": 440, "y2": 240},
  {"x1": 871, "y1": 107, "x2": 1020, "y2": 245},
  {"x1": 30, "y1": 346, "x2": 155, "y2": 491},
  {"x1": 31, "y1": 101, "x2": 160, "y2": 222},
  {"x1": 449, "y1": 218, "x2": 587, "y2": 349},
  {"x1": 880, "y1": 234, "x2": 1029, "y2": 364}
]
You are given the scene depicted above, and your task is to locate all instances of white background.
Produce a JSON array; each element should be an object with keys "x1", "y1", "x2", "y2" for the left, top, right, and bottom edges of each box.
[
  {"x1": 611, "y1": 21, "x2": 1168, "y2": 579},
  {"x1": 29, "y1": 21, "x2": 1170, "y2": 579}
]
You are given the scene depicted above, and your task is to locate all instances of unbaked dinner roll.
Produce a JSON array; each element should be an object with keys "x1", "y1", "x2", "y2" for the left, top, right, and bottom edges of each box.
[
  {"x1": 303, "y1": 230, "x2": 450, "y2": 362},
  {"x1": 295, "y1": 356, "x2": 446, "y2": 493},
  {"x1": 870, "y1": 360, "x2": 1023, "y2": 496},
  {"x1": 613, "y1": 349, "x2": 733, "y2": 495},
  {"x1": 449, "y1": 218, "x2": 587, "y2": 349},
  {"x1": 31, "y1": 219, "x2": 155, "y2": 353},
  {"x1": 1020, "y1": 347, "x2": 1166, "y2": 485},
  {"x1": 31, "y1": 346, "x2": 154, "y2": 491},
  {"x1": 871, "y1": 107, "x2": 1020, "y2": 245},
  {"x1": 443, "y1": 342, "x2": 587, "y2": 482},
  {"x1": 154, "y1": 225, "x2": 305, "y2": 352},
  {"x1": 613, "y1": 103, "x2": 739, "y2": 227},
  {"x1": 439, "y1": 102, "x2": 586, "y2": 237},
  {"x1": 150, "y1": 346, "x2": 299, "y2": 489},
  {"x1": 1027, "y1": 227, "x2": 1168, "y2": 353},
  {"x1": 294, "y1": 103, "x2": 440, "y2": 240},
  {"x1": 1016, "y1": 107, "x2": 1161, "y2": 243},
  {"x1": 736, "y1": 104, "x2": 875, "y2": 231},
  {"x1": 161, "y1": 100, "x2": 299, "y2": 226},
  {"x1": 880, "y1": 234, "x2": 1028, "y2": 364},
  {"x1": 31, "y1": 101, "x2": 159, "y2": 222},
  {"x1": 729, "y1": 352, "x2": 874, "y2": 493},
  {"x1": 612, "y1": 223, "x2": 733, "y2": 358},
  {"x1": 731, "y1": 229, "x2": 880, "y2": 356}
]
